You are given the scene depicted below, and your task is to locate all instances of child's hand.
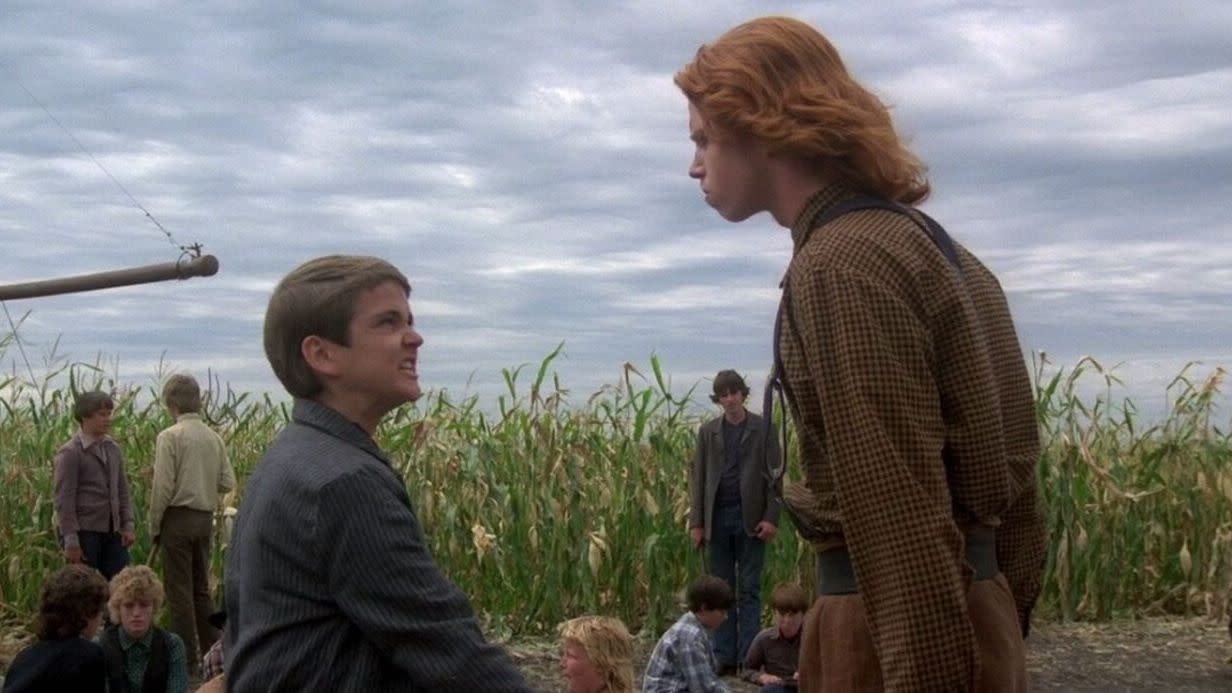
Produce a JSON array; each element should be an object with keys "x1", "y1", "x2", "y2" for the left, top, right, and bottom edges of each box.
[{"x1": 760, "y1": 673, "x2": 784, "y2": 685}]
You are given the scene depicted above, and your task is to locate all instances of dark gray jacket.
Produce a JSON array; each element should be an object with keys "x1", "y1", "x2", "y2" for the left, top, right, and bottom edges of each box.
[
  {"x1": 689, "y1": 410, "x2": 783, "y2": 542},
  {"x1": 224, "y1": 399, "x2": 530, "y2": 692}
]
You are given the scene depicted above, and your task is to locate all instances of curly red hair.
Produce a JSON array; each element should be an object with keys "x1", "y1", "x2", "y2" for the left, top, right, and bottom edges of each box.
[{"x1": 675, "y1": 16, "x2": 929, "y2": 204}]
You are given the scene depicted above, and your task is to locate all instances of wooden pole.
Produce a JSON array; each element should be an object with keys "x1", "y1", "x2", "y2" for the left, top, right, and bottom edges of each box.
[{"x1": 0, "y1": 254, "x2": 219, "y2": 301}]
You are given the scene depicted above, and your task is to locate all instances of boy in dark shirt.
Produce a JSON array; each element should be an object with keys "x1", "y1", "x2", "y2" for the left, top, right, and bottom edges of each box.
[
  {"x1": 743, "y1": 583, "x2": 808, "y2": 692},
  {"x1": 3, "y1": 565, "x2": 108, "y2": 693},
  {"x1": 225, "y1": 255, "x2": 530, "y2": 692}
]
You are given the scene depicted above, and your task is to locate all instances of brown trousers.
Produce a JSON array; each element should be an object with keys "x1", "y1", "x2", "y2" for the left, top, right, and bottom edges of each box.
[
  {"x1": 797, "y1": 573, "x2": 1027, "y2": 692},
  {"x1": 160, "y1": 506, "x2": 218, "y2": 677}
]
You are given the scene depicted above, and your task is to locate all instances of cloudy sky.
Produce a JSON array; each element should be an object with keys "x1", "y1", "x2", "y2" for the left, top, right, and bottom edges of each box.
[{"x1": 1, "y1": 1, "x2": 1229, "y2": 420}]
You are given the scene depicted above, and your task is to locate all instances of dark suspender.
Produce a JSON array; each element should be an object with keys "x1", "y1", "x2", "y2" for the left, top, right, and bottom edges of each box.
[{"x1": 763, "y1": 195, "x2": 964, "y2": 484}]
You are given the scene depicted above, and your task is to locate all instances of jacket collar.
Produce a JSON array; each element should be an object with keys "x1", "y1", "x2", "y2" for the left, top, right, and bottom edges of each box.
[
  {"x1": 292, "y1": 398, "x2": 392, "y2": 467},
  {"x1": 789, "y1": 183, "x2": 859, "y2": 254}
]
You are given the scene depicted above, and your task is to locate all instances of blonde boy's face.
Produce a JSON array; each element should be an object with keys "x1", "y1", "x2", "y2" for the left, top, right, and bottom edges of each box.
[
  {"x1": 560, "y1": 640, "x2": 605, "y2": 693},
  {"x1": 775, "y1": 609, "x2": 804, "y2": 639},
  {"x1": 119, "y1": 598, "x2": 154, "y2": 639}
]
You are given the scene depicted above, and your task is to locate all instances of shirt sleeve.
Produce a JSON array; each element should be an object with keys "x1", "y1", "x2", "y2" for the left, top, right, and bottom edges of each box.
[
  {"x1": 688, "y1": 426, "x2": 707, "y2": 530},
  {"x1": 149, "y1": 431, "x2": 176, "y2": 537},
  {"x1": 53, "y1": 448, "x2": 81, "y2": 547},
  {"x1": 741, "y1": 632, "x2": 766, "y2": 682},
  {"x1": 996, "y1": 476, "x2": 1047, "y2": 635},
  {"x1": 116, "y1": 446, "x2": 135, "y2": 533},
  {"x1": 202, "y1": 639, "x2": 225, "y2": 680},
  {"x1": 679, "y1": 629, "x2": 730, "y2": 693},
  {"x1": 166, "y1": 632, "x2": 189, "y2": 693},
  {"x1": 218, "y1": 440, "x2": 237, "y2": 496},
  {"x1": 763, "y1": 421, "x2": 783, "y2": 525},
  {"x1": 793, "y1": 265, "x2": 977, "y2": 691},
  {"x1": 318, "y1": 467, "x2": 532, "y2": 692}
]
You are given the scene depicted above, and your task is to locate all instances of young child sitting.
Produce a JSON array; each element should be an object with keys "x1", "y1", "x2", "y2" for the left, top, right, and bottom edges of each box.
[
  {"x1": 559, "y1": 615, "x2": 635, "y2": 693},
  {"x1": 98, "y1": 565, "x2": 189, "y2": 693},
  {"x1": 742, "y1": 583, "x2": 808, "y2": 692},
  {"x1": 642, "y1": 575, "x2": 734, "y2": 693},
  {"x1": 3, "y1": 565, "x2": 109, "y2": 693}
]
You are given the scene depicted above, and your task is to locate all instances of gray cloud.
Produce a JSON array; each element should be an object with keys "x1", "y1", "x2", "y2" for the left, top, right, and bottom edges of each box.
[{"x1": 1, "y1": 1, "x2": 1228, "y2": 419}]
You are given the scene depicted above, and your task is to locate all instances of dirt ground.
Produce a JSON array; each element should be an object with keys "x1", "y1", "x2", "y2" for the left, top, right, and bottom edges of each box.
[
  {"x1": 510, "y1": 616, "x2": 1232, "y2": 692},
  {"x1": 2, "y1": 616, "x2": 1229, "y2": 691}
]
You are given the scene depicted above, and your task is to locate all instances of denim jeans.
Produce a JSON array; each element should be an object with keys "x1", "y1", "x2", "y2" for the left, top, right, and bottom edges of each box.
[
  {"x1": 77, "y1": 530, "x2": 130, "y2": 581},
  {"x1": 709, "y1": 504, "x2": 766, "y2": 668}
]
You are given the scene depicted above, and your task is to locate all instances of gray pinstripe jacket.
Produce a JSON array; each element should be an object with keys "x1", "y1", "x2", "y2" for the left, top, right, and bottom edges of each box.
[{"x1": 223, "y1": 399, "x2": 530, "y2": 692}]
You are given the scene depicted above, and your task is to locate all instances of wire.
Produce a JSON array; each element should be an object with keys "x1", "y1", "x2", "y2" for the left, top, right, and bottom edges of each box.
[{"x1": 15, "y1": 76, "x2": 181, "y2": 249}]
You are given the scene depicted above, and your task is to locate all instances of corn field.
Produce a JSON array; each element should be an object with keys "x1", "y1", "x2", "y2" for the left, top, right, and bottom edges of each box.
[{"x1": 0, "y1": 342, "x2": 1229, "y2": 640}]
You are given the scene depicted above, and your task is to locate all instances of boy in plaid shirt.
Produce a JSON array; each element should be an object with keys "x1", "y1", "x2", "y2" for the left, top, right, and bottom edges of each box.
[{"x1": 642, "y1": 576, "x2": 734, "y2": 693}]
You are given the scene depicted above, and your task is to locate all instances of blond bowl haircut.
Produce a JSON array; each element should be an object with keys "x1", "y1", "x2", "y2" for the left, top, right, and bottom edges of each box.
[
  {"x1": 162, "y1": 374, "x2": 202, "y2": 414},
  {"x1": 263, "y1": 255, "x2": 411, "y2": 399},
  {"x1": 108, "y1": 565, "x2": 165, "y2": 623},
  {"x1": 559, "y1": 616, "x2": 635, "y2": 693}
]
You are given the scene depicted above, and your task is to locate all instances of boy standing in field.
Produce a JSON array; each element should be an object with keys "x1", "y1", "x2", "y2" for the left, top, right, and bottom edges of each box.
[
  {"x1": 688, "y1": 369, "x2": 781, "y2": 673},
  {"x1": 742, "y1": 583, "x2": 808, "y2": 691},
  {"x1": 676, "y1": 16, "x2": 1045, "y2": 692},
  {"x1": 54, "y1": 390, "x2": 135, "y2": 581},
  {"x1": 642, "y1": 575, "x2": 734, "y2": 693},
  {"x1": 224, "y1": 255, "x2": 530, "y2": 692},
  {"x1": 148, "y1": 373, "x2": 235, "y2": 682}
]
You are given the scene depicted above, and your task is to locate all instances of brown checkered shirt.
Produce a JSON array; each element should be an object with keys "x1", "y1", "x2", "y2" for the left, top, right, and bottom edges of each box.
[{"x1": 778, "y1": 184, "x2": 1046, "y2": 691}]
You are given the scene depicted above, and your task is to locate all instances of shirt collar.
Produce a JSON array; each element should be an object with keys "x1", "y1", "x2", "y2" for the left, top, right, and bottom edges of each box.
[
  {"x1": 769, "y1": 626, "x2": 800, "y2": 642},
  {"x1": 118, "y1": 627, "x2": 155, "y2": 651},
  {"x1": 176, "y1": 412, "x2": 203, "y2": 423},
  {"x1": 77, "y1": 430, "x2": 107, "y2": 450},
  {"x1": 789, "y1": 183, "x2": 858, "y2": 253},
  {"x1": 292, "y1": 398, "x2": 391, "y2": 466}
]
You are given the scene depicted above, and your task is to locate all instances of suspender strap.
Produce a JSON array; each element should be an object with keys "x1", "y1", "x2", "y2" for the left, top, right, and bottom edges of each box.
[{"x1": 765, "y1": 195, "x2": 965, "y2": 486}]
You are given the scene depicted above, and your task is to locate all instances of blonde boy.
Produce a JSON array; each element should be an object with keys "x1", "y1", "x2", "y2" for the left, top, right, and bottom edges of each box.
[{"x1": 99, "y1": 565, "x2": 189, "y2": 693}]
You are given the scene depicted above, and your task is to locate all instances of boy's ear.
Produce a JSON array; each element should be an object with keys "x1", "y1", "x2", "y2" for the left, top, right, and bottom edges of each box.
[{"x1": 301, "y1": 335, "x2": 342, "y2": 379}]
